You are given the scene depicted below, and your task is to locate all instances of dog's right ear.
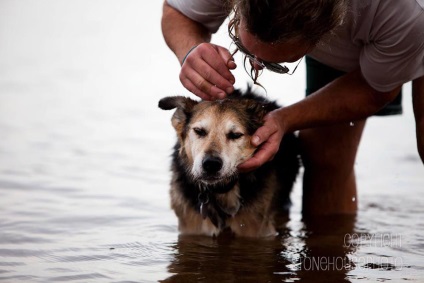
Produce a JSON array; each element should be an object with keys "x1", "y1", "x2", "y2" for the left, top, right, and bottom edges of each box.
[
  {"x1": 158, "y1": 96, "x2": 198, "y2": 111},
  {"x1": 158, "y1": 96, "x2": 198, "y2": 138}
]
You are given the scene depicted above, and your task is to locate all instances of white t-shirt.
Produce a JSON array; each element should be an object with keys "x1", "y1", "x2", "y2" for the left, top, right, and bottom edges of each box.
[{"x1": 167, "y1": 0, "x2": 424, "y2": 92}]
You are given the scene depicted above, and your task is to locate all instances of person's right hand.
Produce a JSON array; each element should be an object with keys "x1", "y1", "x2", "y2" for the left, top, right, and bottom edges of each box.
[{"x1": 180, "y1": 43, "x2": 237, "y2": 100}]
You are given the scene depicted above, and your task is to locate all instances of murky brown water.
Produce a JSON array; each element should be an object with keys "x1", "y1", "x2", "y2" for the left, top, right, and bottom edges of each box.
[{"x1": 1, "y1": 1, "x2": 423, "y2": 282}]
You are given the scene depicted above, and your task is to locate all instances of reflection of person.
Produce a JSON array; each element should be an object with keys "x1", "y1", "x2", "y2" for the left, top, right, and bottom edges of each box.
[
  {"x1": 298, "y1": 215, "x2": 357, "y2": 282},
  {"x1": 161, "y1": 0, "x2": 424, "y2": 215},
  {"x1": 161, "y1": 216, "x2": 357, "y2": 282},
  {"x1": 161, "y1": 235, "x2": 291, "y2": 282}
]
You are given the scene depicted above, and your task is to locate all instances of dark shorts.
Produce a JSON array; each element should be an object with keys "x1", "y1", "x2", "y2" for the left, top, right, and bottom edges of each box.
[{"x1": 305, "y1": 56, "x2": 402, "y2": 116}]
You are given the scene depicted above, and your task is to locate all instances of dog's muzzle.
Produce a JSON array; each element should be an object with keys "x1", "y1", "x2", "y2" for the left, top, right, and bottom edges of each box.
[
  {"x1": 199, "y1": 154, "x2": 237, "y2": 187},
  {"x1": 202, "y1": 155, "x2": 223, "y2": 176}
]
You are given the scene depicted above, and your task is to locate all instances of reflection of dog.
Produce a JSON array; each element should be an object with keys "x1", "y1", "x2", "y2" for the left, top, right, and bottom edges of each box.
[{"x1": 159, "y1": 89, "x2": 299, "y2": 237}]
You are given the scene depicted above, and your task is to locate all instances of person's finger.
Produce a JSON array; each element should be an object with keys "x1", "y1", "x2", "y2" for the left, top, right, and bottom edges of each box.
[
  {"x1": 181, "y1": 44, "x2": 235, "y2": 99},
  {"x1": 237, "y1": 154, "x2": 263, "y2": 172},
  {"x1": 216, "y1": 46, "x2": 237, "y2": 71},
  {"x1": 181, "y1": 67, "x2": 227, "y2": 100},
  {"x1": 180, "y1": 76, "x2": 215, "y2": 101},
  {"x1": 238, "y1": 109, "x2": 286, "y2": 172},
  {"x1": 237, "y1": 142, "x2": 278, "y2": 172},
  {"x1": 189, "y1": 57, "x2": 234, "y2": 96},
  {"x1": 250, "y1": 122, "x2": 278, "y2": 147},
  {"x1": 202, "y1": 45, "x2": 236, "y2": 85}
]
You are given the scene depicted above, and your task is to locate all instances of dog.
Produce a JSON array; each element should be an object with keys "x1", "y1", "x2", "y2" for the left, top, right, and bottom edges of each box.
[{"x1": 158, "y1": 88, "x2": 299, "y2": 237}]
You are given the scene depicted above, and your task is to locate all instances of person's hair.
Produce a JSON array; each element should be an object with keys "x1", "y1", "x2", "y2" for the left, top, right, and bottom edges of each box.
[{"x1": 229, "y1": 0, "x2": 348, "y2": 45}]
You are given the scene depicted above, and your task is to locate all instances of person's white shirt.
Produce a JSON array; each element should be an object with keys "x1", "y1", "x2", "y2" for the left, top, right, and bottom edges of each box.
[{"x1": 167, "y1": 0, "x2": 424, "y2": 92}]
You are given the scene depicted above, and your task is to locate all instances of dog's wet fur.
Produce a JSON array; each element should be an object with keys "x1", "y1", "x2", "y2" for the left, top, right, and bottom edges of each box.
[{"x1": 159, "y1": 88, "x2": 299, "y2": 237}]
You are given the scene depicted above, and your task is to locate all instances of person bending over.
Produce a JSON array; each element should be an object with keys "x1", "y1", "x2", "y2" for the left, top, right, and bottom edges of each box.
[{"x1": 161, "y1": 0, "x2": 424, "y2": 216}]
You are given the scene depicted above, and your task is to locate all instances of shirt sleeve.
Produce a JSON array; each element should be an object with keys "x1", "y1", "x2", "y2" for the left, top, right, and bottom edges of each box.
[
  {"x1": 360, "y1": 4, "x2": 424, "y2": 92},
  {"x1": 166, "y1": 0, "x2": 229, "y2": 33}
]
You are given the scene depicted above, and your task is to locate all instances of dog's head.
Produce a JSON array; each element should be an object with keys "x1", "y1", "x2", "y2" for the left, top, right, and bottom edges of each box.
[{"x1": 159, "y1": 92, "x2": 275, "y2": 185}]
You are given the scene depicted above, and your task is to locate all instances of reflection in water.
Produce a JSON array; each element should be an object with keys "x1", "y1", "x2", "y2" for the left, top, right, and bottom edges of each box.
[
  {"x1": 1, "y1": 1, "x2": 423, "y2": 282},
  {"x1": 162, "y1": 215, "x2": 357, "y2": 282},
  {"x1": 297, "y1": 215, "x2": 356, "y2": 283}
]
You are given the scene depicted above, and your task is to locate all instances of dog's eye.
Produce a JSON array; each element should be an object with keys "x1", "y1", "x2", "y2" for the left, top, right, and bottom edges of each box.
[
  {"x1": 193, "y1": 127, "x2": 207, "y2": 137},
  {"x1": 227, "y1": 132, "x2": 244, "y2": 140}
]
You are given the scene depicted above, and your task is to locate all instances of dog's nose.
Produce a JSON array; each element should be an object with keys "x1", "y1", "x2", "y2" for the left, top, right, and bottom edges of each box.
[{"x1": 202, "y1": 156, "x2": 223, "y2": 174}]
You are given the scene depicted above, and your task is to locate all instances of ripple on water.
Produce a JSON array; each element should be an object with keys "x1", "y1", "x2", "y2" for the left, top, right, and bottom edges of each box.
[
  {"x1": 48, "y1": 273, "x2": 111, "y2": 282},
  {"x1": 1, "y1": 2, "x2": 423, "y2": 282}
]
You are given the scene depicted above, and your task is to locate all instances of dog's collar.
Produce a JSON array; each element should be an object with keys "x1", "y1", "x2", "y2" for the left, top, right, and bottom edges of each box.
[
  {"x1": 197, "y1": 178, "x2": 239, "y2": 229},
  {"x1": 200, "y1": 178, "x2": 238, "y2": 194},
  {"x1": 197, "y1": 190, "x2": 230, "y2": 229}
]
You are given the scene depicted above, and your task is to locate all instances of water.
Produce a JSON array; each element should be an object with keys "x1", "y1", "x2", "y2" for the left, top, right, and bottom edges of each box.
[{"x1": 1, "y1": 1, "x2": 423, "y2": 282}]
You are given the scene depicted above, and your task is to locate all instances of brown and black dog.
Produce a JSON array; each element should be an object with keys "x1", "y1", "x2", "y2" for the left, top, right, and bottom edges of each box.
[{"x1": 159, "y1": 88, "x2": 299, "y2": 237}]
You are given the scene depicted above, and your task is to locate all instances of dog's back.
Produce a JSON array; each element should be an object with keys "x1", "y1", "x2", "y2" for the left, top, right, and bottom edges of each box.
[{"x1": 159, "y1": 89, "x2": 300, "y2": 237}]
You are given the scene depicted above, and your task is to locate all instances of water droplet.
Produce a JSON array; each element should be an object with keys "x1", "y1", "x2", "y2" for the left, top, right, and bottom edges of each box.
[
  {"x1": 240, "y1": 223, "x2": 245, "y2": 228},
  {"x1": 350, "y1": 122, "x2": 354, "y2": 126},
  {"x1": 352, "y1": 197, "x2": 356, "y2": 202}
]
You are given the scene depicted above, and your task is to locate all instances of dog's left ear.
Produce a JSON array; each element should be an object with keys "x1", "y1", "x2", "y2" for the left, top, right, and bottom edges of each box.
[
  {"x1": 245, "y1": 100, "x2": 274, "y2": 119},
  {"x1": 158, "y1": 96, "x2": 198, "y2": 138},
  {"x1": 243, "y1": 100, "x2": 276, "y2": 132}
]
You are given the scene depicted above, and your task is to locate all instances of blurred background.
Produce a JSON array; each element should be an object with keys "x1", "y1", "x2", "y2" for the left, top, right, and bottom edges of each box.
[{"x1": 0, "y1": 1, "x2": 423, "y2": 282}]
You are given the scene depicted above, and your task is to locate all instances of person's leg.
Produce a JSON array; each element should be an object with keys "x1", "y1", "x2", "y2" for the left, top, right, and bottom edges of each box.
[
  {"x1": 302, "y1": 56, "x2": 362, "y2": 216},
  {"x1": 412, "y1": 76, "x2": 424, "y2": 163},
  {"x1": 301, "y1": 56, "x2": 403, "y2": 216},
  {"x1": 299, "y1": 120, "x2": 365, "y2": 216}
]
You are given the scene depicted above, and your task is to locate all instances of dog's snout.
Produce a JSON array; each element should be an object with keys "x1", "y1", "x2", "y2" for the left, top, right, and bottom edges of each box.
[{"x1": 202, "y1": 156, "x2": 223, "y2": 174}]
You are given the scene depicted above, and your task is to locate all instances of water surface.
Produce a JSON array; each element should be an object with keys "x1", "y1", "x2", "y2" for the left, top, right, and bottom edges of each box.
[{"x1": 1, "y1": 1, "x2": 423, "y2": 282}]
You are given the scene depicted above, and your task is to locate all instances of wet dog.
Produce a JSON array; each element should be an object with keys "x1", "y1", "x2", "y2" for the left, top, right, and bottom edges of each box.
[{"x1": 159, "y1": 89, "x2": 299, "y2": 237}]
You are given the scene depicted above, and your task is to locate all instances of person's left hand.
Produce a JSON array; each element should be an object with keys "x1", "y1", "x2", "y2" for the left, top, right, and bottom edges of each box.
[{"x1": 237, "y1": 109, "x2": 286, "y2": 172}]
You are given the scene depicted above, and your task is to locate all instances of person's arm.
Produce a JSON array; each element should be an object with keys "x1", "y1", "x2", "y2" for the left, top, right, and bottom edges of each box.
[
  {"x1": 161, "y1": 1, "x2": 235, "y2": 100},
  {"x1": 413, "y1": 75, "x2": 424, "y2": 163},
  {"x1": 238, "y1": 69, "x2": 401, "y2": 171},
  {"x1": 161, "y1": 1, "x2": 211, "y2": 65}
]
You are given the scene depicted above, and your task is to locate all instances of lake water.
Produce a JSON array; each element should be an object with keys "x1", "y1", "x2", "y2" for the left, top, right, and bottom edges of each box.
[{"x1": 1, "y1": 1, "x2": 423, "y2": 282}]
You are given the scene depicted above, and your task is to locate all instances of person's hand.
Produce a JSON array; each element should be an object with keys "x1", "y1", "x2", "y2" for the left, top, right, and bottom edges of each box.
[
  {"x1": 180, "y1": 43, "x2": 237, "y2": 100},
  {"x1": 237, "y1": 109, "x2": 286, "y2": 172}
]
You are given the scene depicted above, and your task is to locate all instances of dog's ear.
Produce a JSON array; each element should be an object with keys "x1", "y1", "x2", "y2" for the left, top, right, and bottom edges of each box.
[
  {"x1": 244, "y1": 100, "x2": 276, "y2": 133},
  {"x1": 158, "y1": 96, "x2": 196, "y2": 111},
  {"x1": 158, "y1": 96, "x2": 198, "y2": 138},
  {"x1": 245, "y1": 100, "x2": 274, "y2": 119}
]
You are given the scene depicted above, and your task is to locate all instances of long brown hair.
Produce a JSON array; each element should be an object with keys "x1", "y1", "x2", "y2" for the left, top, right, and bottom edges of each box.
[
  {"x1": 227, "y1": 0, "x2": 347, "y2": 87},
  {"x1": 229, "y1": 0, "x2": 348, "y2": 45}
]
